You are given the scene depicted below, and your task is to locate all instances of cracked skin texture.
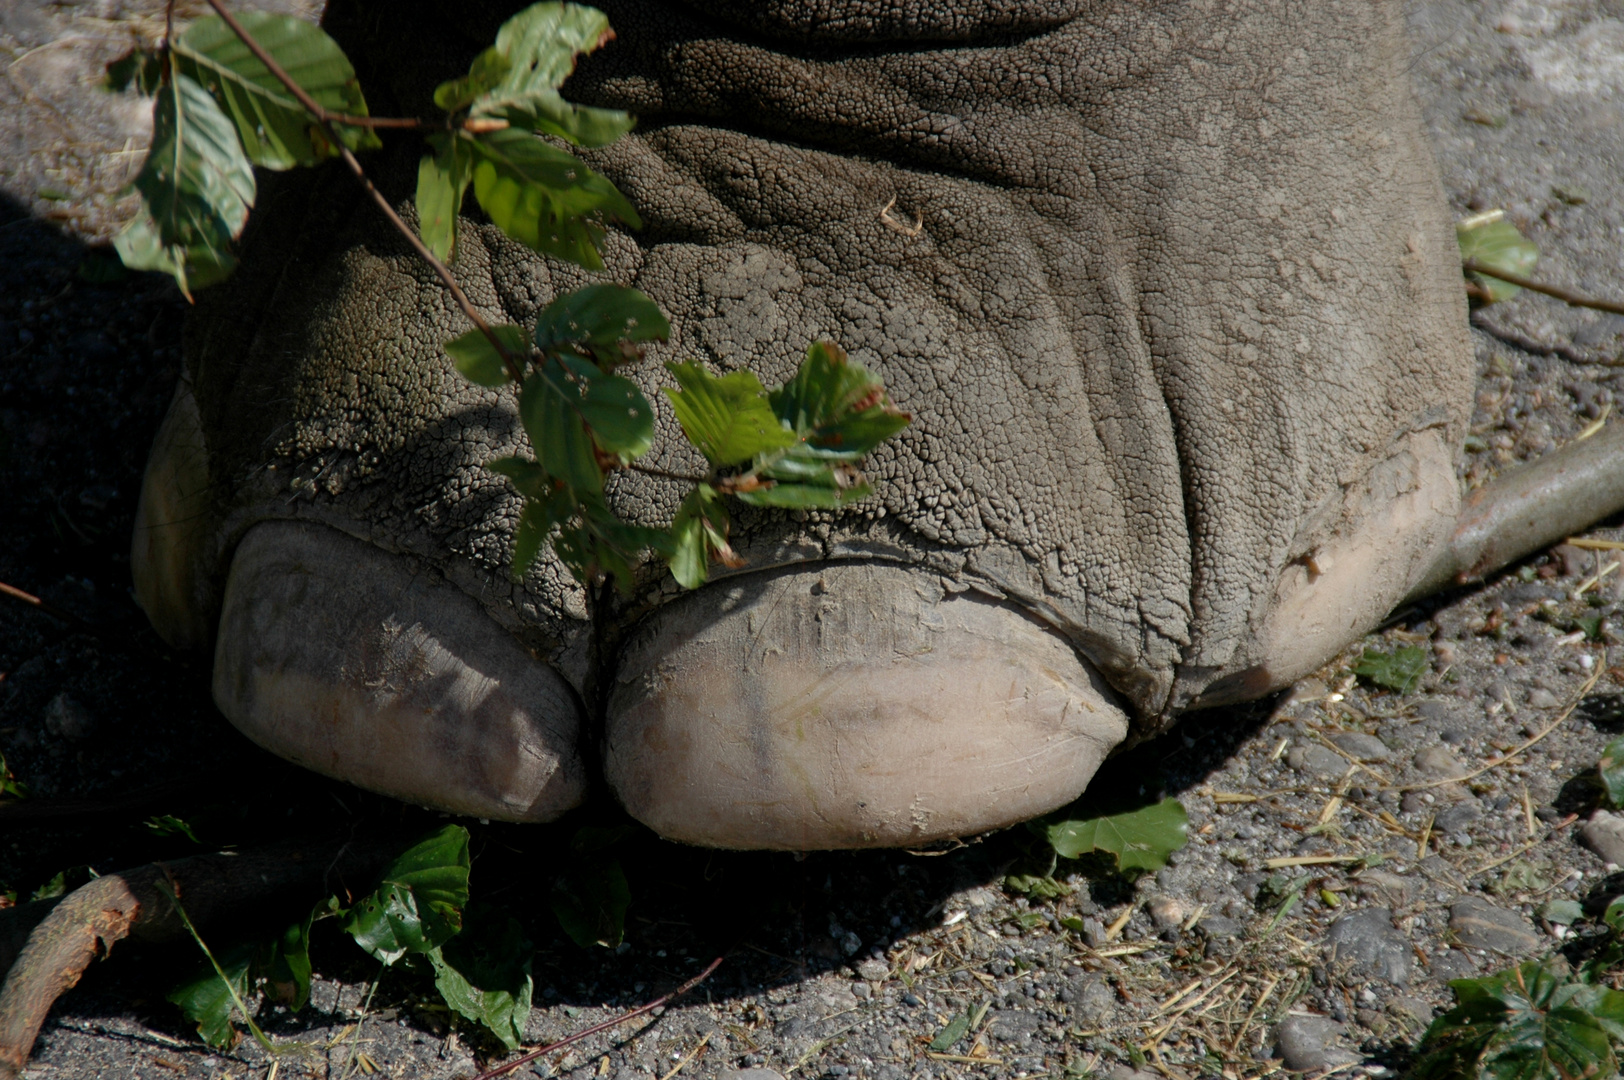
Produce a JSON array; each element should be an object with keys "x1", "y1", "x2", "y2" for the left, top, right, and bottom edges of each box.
[{"x1": 151, "y1": 0, "x2": 1470, "y2": 799}]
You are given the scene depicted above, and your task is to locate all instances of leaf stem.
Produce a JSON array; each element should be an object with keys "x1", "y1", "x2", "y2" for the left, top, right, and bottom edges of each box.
[
  {"x1": 1464, "y1": 259, "x2": 1624, "y2": 317},
  {"x1": 157, "y1": 877, "x2": 277, "y2": 1054},
  {"x1": 468, "y1": 955, "x2": 724, "y2": 1080},
  {"x1": 199, "y1": 0, "x2": 526, "y2": 383}
]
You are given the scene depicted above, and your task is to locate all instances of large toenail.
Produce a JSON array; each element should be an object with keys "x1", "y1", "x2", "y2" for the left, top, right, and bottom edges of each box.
[
  {"x1": 605, "y1": 563, "x2": 1129, "y2": 849},
  {"x1": 213, "y1": 520, "x2": 586, "y2": 821}
]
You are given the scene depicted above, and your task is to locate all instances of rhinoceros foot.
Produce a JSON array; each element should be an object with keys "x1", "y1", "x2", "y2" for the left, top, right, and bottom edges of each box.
[{"x1": 130, "y1": 0, "x2": 1485, "y2": 849}]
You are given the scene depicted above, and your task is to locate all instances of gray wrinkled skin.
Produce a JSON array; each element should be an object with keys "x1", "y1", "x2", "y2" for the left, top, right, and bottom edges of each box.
[{"x1": 152, "y1": 0, "x2": 1469, "y2": 772}]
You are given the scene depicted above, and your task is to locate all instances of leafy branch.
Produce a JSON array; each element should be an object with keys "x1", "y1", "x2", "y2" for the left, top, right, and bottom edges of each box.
[
  {"x1": 1457, "y1": 210, "x2": 1624, "y2": 317},
  {"x1": 107, "y1": 0, "x2": 909, "y2": 593}
]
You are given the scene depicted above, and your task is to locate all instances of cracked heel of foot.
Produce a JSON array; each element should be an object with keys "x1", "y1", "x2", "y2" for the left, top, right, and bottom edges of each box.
[
  {"x1": 1197, "y1": 429, "x2": 1459, "y2": 706},
  {"x1": 212, "y1": 520, "x2": 586, "y2": 822},
  {"x1": 604, "y1": 562, "x2": 1130, "y2": 850}
]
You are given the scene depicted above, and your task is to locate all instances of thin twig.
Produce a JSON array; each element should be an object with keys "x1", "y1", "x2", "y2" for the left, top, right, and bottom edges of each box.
[
  {"x1": 199, "y1": 0, "x2": 525, "y2": 383},
  {"x1": 656, "y1": 1031, "x2": 710, "y2": 1080},
  {"x1": 1464, "y1": 259, "x2": 1624, "y2": 317},
  {"x1": 0, "y1": 581, "x2": 98, "y2": 635},
  {"x1": 468, "y1": 956, "x2": 725, "y2": 1080}
]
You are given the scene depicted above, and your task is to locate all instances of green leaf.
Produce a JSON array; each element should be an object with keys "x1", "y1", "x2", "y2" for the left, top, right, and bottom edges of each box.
[
  {"x1": 663, "y1": 362, "x2": 797, "y2": 467},
  {"x1": 930, "y1": 1010, "x2": 972, "y2": 1052},
  {"x1": 769, "y1": 341, "x2": 911, "y2": 462},
  {"x1": 342, "y1": 825, "x2": 470, "y2": 965},
  {"x1": 668, "y1": 484, "x2": 738, "y2": 589},
  {"x1": 470, "y1": 3, "x2": 634, "y2": 148},
  {"x1": 520, "y1": 366, "x2": 602, "y2": 493},
  {"x1": 0, "y1": 751, "x2": 29, "y2": 800},
  {"x1": 104, "y1": 48, "x2": 163, "y2": 95},
  {"x1": 543, "y1": 354, "x2": 655, "y2": 460},
  {"x1": 488, "y1": 455, "x2": 552, "y2": 498},
  {"x1": 1352, "y1": 645, "x2": 1429, "y2": 694},
  {"x1": 173, "y1": 12, "x2": 380, "y2": 169},
  {"x1": 570, "y1": 493, "x2": 672, "y2": 592},
  {"x1": 1605, "y1": 897, "x2": 1624, "y2": 934},
  {"x1": 426, "y1": 905, "x2": 534, "y2": 1050},
  {"x1": 1005, "y1": 873, "x2": 1070, "y2": 900},
  {"x1": 125, "y1": 71, "x2": 256, "y2": 297},
  {"x1": 1413, "y1": 960, "x2": 1624, "y2": 1080},
  {"x1": 509, "y1": 484, "x2": 574, "y2": 580},
  {"x1": 1459, "y1": 216, "x2": 1539, "y2": 304},
  {"x1": 112, "y1": 210, "x2": 237, "y2": 295},
  {"x1": 433, "y1": 46, "x2": 513, "y2": 114},
  {"x1": 1046, "y1": 798, "x2": 1189, "y2": 872},
  {"x1": 734, "y1": 477, "x2": 872, "y2": 510},
  {"x1": 1540, "y1": 899, "x2": 1585, "y2": 926},
  {"x1": 1601, "y1": 736, "x2": 1624, "y2": 810},
  {"x1": 418, "y1": 134, "x2": 474, "y2": 263},
  {"x1": 169, "y1": 943, "x2": 255, "y2": 1050},
  {"x1": 533, "y1": 284, "x2": 670, "y2": 365},
  {"x1": 466, "y1": 127, "x2": 639, "y2": 271},
  {"x1": 145, "y1": 814, "x2": 201, "y2": 843},
  {"x1": 551, "y1": 828, "x2": 631, "y2": 948},
  {"x1": 445, "y1": 324, "x2": 527, "y2": 387},
  {"x1": 260, "y1": 913, "x2": 313, "y2": 1011}
]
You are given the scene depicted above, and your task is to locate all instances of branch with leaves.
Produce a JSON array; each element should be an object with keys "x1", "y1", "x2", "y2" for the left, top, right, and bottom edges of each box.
[{"x1": 106, "y1": 0, "x2": 909, "y2": 594}]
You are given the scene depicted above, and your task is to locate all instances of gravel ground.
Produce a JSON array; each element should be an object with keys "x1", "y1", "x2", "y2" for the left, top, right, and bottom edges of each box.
[{"x1": 4, "y1": 2, "x2": 1624, "y2": 1079}]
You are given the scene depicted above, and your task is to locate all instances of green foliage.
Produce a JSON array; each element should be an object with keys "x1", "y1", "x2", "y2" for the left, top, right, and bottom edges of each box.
[
  {"x1": 468, "y1": 3, "x2": 632, "y2": 146},
  {"x1": 0, "y1": 751, "x2": 28, "y2": 800},
  {"x1": 116, "y1": 71, "x2": 255, "y2": 297},
  {"x1": 343, "y1": 824, "x2": 471, "y2": 964},
  {"x1": 169, "y1": 943, "x2": 256, "y2": 1049},
  {"x1": 261, "y1": 912, "x2": 314, "y2": 1010},
  {"x1": 106, "y1": 0, "x2": 906, "y2": 597},
  {"x1": 930, "y1": 1003, "x2": 989, "y2": 1052},
  {"x1": 1600, "y1": 736, "x2": 1624, "y2": 809},
  {"x1": 1046, "y1": 798, "x2": 1189, "y2": 873},
  {"x1": 1411, "y1": 960, "x2": 1624, "y2": 1080},
  {"x1": 427, "y1": 905, "x2": 534, "y2": 1050},
  {"x1": 419, "y1": 2, "x2": 633, "y2": 263},
  {"x1": 532, "y1": 282, "x2": 669, "y2": 364},
  {"x1": 1004, "y1": 873, "x2": 1070, "y2": 899},
  {"x1": 145, "y1": 813, "x2": 202, "y2": 843},
  {"x1": 550, "y1": 826, "x2": 633, "y2": 948},
  {"x1": 743, "y1": 341, "x2": 910, "y2": 509},
  {"x1": 668, "y1": 485, "x2": 736, "y2": 589},
  {"x1": 665, "y1": 363, "x2": 798, "y2": 467},
  {"x1": 171, "y1": 13, "x2": 380, "y2": 169},
  {"x1": 109, "y1": 13, "x2": 378, "y2": 296},
  {"x1": 1458, "y1": 216, "x2": 1539, "y2": 304},
  {"x1": 1352, "y1": 644, "x2": 1429, "y2": 693},
  {"x1": 1578, "y1": 897, "x2": 1624, "y2": 984},
  {"x1": 105, "y1": 48, "x2": 164, "y2": 95},
  {"x1": 445, "y1": 324, "x2": 528, "y2": 388},
  {"x1": 465, "y1": 128, "x2": 639, "y2": 270},
  {"x1": 164, "y1": 825, "x2": 530, "y2": 1051}
]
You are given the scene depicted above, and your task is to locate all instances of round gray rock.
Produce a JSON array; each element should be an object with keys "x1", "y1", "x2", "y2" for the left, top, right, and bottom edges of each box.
[{"x1": 1325, "y1": 907, "x2": 1413, "y2": 987}]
